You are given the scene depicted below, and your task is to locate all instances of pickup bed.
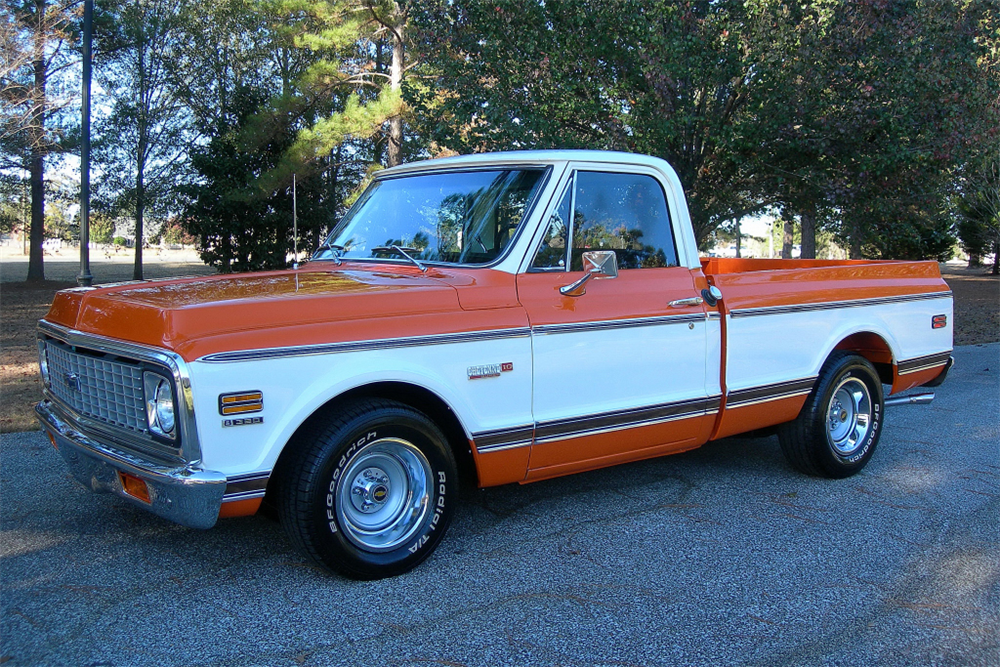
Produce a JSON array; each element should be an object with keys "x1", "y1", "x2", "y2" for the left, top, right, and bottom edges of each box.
[{"x1": 36, "y1": 150, "x2": 953, "y2": 578}]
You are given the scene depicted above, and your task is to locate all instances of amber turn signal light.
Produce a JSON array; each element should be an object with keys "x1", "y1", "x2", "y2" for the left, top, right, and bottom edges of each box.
[
  {"x1": 219, "y1": 390, "x2": 263, "y2": 416},
  {"x1": 118, "y1": 471, "x2": 151, "y2": 504}
]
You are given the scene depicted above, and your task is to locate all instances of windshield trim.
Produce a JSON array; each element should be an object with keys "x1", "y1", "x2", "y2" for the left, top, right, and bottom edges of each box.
[{"x1": 313, "y1": 165, "x2": 553, "y2": 271}]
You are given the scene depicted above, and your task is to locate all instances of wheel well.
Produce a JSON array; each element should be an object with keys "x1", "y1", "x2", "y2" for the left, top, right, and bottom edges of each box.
[
  {"x1": 834, "y1": 332, "x2": 894, "y2": 385},
  {"x1": 267, "y1": 383, "x2": 478, "y2": 503}
]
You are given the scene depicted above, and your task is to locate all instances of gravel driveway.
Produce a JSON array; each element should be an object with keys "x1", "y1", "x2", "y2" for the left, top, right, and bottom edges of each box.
[{"x1": 2, "y1": 343, "x2": 997, "y2": 667}]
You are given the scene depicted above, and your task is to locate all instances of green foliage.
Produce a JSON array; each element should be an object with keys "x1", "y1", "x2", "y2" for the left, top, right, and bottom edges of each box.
[
  {"x1": 89, "y1": 213, "x2": 115, "y2": 244},
  {"x1": 9, "y1": 0, "x2": 995, "y2": 273},
  {"x1": 271, "y1": 0, "x2": 414, "y2": 173},
  {"x1": 857, "y1": 215, "x2": 956, "y2": 263},
  {"x1": 3, "y1": 0, "x2": 84, "y2": 280},
  {"x1": 182, "y1": 87, "x2": 336, "y2": 272},
  {"x1": 955, "y1": 157, "x2": 1000, "y2": 272},
  {"x1": 288, "y1": 87, "x2": 401, "y2": 164},
  {"x1": 157, "y1": 218, "x2": 196, "y2": 246},
  {"x1": 408, "y1": 1, "x2": 788, "y2": 240},
  {"x1": 39, "y1": 172, "x2": 81, "y2": 241},
  {"x1": 93, "y1": 0, "x2": 193, "y2": 278},
  {"x1": 759, "y1": 0, "x2": 999, "y2": 259},
  {"x1": 410, "y1": 0, "x2": 1000, "y2": 259},
  {"x1": 0, "y1": 173, "x2": 27, "y2": 235}
]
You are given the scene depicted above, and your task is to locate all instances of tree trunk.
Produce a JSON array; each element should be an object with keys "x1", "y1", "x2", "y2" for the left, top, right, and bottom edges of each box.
[
  {"x1": 134, "y1": 33, "x2": 147, "y2": 281},
  {"x1": 800, "y1": 203, "x2": 816, "y2": 259},
  {"x1": 993, "y1": 237, "x2": 999, "y2": 276},
  {"x1": 386, "y1": 21, "x2": 404, "y2": 168},
  {"x1": 734, "y1": 222, "x2": 742, "y2": 258},
  {"x1": 134, "y1": 163, "x2": 144, "y2": 280},
  {"x1": 28, "y1": 144, "x2": 45, "y2": 281},
  {"x1": 781, "y1": 218, "x2": 794, "y2": 259},
  {"x1": 849, "y1": 220, "x2": 863, "y2": 259},
  {"x1": 222, "y1": 234, "x2": 231, "y2": 273},
  {"x1": 26, "y1": 0, "x2": 46, "y2": 282}
]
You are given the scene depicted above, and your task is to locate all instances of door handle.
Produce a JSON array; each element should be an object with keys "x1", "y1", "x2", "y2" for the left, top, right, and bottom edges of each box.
[{"x1": 668, "y1": 297, "x2": 704, "y2": 308}]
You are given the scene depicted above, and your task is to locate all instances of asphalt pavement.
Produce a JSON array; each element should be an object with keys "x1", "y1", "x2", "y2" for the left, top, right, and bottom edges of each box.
[{"x1": 2, "y1": 344, "x2": 998, "y2": 667}]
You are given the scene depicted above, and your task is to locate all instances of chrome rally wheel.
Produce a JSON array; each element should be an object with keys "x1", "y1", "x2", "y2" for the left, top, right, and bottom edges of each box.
[
  {"x1": 336, "y1": 438, "x2": 433, "y2": 552},
  {"x1": 826, "y1": 377, "x2": 874, "y2": 458}
]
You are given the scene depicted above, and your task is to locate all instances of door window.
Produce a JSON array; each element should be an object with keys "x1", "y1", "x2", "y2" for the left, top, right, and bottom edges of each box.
[{"x1": 531, "y1": 171, "x2": 678, "y2": 271}]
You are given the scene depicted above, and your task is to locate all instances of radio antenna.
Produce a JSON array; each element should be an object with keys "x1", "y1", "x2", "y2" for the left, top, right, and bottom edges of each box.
[{"x1": 292, "y1": 173, "x2": 298, "y2": 269}]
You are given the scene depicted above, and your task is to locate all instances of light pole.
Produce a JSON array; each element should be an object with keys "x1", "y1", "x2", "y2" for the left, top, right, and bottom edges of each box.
[{"x1": 77, "y1": 0, "x2": 93, "y2": 286}]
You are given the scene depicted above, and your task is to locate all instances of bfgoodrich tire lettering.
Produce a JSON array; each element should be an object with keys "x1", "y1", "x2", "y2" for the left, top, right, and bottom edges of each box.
[
  {"x1": 778, "y1": 352, "x2": 884, "y2": 479},
  {"x1": 278, "y1": 399, "x2": 458, "y2": 580}
]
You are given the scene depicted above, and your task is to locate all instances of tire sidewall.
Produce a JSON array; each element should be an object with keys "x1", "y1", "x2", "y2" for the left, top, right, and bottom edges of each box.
[
  {"x1": 308, "y1": 408, "x2": 455, "y2": 578},
  {"x1": 815, "y1": 358, "x2": 884, "y2": 477}
]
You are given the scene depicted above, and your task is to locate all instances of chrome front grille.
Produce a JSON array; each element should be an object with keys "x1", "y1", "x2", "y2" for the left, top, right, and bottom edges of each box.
[{"x1": 43, "y1": 340, "x2": 148, "y2": 434}]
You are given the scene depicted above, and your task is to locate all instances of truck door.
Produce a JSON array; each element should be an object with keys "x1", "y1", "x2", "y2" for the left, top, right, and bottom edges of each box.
[{"x1": 517, "y1": 169, "x2": 718, "y2": 480}]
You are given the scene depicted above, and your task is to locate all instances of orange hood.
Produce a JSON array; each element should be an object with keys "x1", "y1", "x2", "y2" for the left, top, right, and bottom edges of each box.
[{"x1": 44, "y1": 264, "x2": 472, "y2": 361}]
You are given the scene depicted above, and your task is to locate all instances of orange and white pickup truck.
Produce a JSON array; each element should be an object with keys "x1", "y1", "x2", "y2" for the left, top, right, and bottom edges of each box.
[{"x1": 37, "y1": 151, "x2": 953, "y2": 579}]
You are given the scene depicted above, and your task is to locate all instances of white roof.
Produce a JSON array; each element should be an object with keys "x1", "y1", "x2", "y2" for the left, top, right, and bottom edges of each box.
[{"x1": 381, "y1": 150, "x2": 677, "y2": 177}]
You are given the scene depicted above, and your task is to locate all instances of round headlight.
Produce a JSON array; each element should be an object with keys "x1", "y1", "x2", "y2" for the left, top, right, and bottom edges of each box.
[{"x1": 154, "y1": 379, "x2": 175, "y2": 434}]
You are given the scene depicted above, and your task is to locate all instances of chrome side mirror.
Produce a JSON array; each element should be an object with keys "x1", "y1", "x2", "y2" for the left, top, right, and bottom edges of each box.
[{"x1": 560, "y1": 250, "x2": 619, "y2": 297}]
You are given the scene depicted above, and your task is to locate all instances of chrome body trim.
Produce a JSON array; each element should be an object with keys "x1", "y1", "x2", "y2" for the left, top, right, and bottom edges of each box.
[
  {"x1": 532, "y1": 313, "x2": 707, "y2": 336},
  {"x1": 199, "y1": 327, "x2": 533, "y2": 363},
  {"x1": 36, "y1": 401, "x2": 226, "y2": 529},
  {"x1": 534, "y1": 396, "x2": 721, "y2": 444},
  {"x1": 472, "y1": 425, "x2": 535, "y2": 453},
  {"x1": 38, "y1": 320, "x2": 202, "y2": 464},
  {"x1": 199, "y1": 313, "x2": 713, "y2": 364},
  {"x1": 725, "y1": 377, "x2": 817, "y2": 409},
  {"x1": 471, "y1": 397, "x2": 721, "y2": 452},
  {"x1": 223, "y1": 472, "x2": 271, "y2": 501},
  {"x1": 896, "y1": 351, "x2": 954, "y2": 376},
  {"x1": 729, "y1": 291, "x2": 953, "y2": 319}
]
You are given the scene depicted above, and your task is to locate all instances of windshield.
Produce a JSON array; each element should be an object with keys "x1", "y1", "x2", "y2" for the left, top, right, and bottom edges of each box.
[{"x1": 313, "y1": 168, "x2": 547, "y2": 266}]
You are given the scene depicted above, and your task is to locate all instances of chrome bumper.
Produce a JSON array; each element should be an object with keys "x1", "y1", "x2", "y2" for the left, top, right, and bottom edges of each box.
[{"x1": 36, "y1": 400, "x2": 226, "y2": 529}]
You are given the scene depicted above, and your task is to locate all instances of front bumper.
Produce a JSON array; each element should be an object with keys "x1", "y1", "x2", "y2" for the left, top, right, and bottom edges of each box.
[{"x1": 36, "y1": 400, "x2": 227, "y2": 529}]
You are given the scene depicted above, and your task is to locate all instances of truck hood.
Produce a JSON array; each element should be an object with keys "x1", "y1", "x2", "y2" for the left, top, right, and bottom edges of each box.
[{"x1": 44, "y1": 265, "x2": 472, "y2": 361}]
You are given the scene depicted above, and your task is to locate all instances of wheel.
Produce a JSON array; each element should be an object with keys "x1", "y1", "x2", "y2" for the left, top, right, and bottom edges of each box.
[
  {"x1": 777, "y1": 352, "x2": 884, "y2": 478},
  {"x1": 278, "y1": 399, "x2": 458, "y2": 579}
]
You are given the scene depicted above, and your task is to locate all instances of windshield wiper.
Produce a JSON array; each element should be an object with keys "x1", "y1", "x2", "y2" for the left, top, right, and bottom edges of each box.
[
  {"x1": 313, "y1": 242, "x2": 344, "y2": 265},
  {"x1": 474, "y1": 234, "x2": 489, "y2": 253},
  {"x1": 371, "y1": 245, "x2": 427, "y2": 272}
]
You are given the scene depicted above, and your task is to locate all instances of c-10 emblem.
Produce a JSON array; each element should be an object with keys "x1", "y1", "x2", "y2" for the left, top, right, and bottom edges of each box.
[{"x1": 467, "y1": 362, "x2": 514, "y2": 380}]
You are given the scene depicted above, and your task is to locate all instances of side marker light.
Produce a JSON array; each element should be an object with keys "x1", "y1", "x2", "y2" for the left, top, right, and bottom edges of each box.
[
  {"x1": 118, "y1": 472, "x2": 151, "y2": 504},
  {"x1": 219, "y1": 391, "x2": 264, "y2": 416}
]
